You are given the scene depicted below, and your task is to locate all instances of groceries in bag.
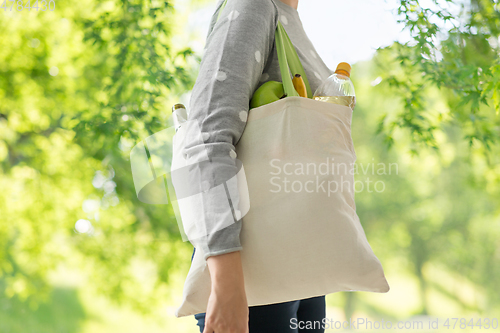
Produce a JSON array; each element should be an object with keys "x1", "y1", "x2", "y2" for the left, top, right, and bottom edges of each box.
[
  {"x1": 313, "y1": 62, "x2": 356, "y2": 110},
  {"x1": 250, "y1": 73, "x2": 308, "y2": 109}
]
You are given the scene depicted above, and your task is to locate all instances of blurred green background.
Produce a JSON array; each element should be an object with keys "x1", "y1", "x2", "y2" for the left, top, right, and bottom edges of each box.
[{"x1": 1, "y1": 0, "x2": 499, "y2": 332}]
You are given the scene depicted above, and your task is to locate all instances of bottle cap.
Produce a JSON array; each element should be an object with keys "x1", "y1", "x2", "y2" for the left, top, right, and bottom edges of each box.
[
  {"x1": 335, "y1": 62, "x2": 351, "y2": 77},
  {"x1": 172, "y1": 103, "x2": 186, "y2": 111}
]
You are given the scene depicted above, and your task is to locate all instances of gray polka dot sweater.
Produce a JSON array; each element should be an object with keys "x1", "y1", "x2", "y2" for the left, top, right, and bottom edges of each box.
[{"x1": 185, "y1": 0, "x2": 334, "y2": 260}]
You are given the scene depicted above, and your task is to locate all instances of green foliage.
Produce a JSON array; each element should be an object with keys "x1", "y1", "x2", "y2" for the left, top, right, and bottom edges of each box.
[
  {"x1": 0, "y1": 285, "x2": 86, "y2": 333},
  {"x1": 0, "y1": 0, "x2": 198, "y2": 313},
  {"x1": 352, "y1": 59, "x2": 500, "y2": 316},
  {"x1": 77, "y1": 0, "x2": 197, "y2": 152},
  {"x1": 376, "y1": 0, "x2": 500, "y2": 153}
]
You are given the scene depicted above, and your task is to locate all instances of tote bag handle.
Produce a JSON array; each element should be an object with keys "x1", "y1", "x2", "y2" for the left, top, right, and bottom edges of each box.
[{"x1": 216, "y1": 0, "x2": 312, "y2": 98}]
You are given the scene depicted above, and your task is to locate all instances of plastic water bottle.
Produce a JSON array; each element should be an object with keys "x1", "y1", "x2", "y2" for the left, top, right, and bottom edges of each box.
[
  {"x1": 313, "y1": 62, "x2": 356, "y2": 110},
  {"x1": 172, "y1": 103, "x2": 188, "y2": 132}
]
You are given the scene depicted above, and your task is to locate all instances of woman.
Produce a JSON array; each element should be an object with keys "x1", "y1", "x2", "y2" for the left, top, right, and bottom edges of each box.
[{"x1": 186, "y1": 0, "x2": 334, "y2": 332}]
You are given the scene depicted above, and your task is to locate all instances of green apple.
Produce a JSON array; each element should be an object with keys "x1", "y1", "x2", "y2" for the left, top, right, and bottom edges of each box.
[{"x1": 250, "y1": 81, "x2": 286, "y2": 109}]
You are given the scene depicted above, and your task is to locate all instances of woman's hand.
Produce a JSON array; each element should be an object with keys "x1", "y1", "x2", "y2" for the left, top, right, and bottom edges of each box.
[{"x1": 204, "y1": 251, "x2": 249, "y2": 333}]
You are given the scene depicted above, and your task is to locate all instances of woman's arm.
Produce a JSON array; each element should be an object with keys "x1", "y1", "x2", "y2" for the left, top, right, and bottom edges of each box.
[
  {"x1": 184, "y1": 0, "x2": 279, "y2": 332},
  {"x1": 185, "y1": 0, "x2": 278, "y2": 259},
  {"x1": 204, "y1": 251, "x2": 248, "y2": 333}
]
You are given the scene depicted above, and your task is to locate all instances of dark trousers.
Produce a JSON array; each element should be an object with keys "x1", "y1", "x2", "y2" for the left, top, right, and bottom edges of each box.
[{"x1": 191, "y1": 248, "x2": 326, "y2": 333}]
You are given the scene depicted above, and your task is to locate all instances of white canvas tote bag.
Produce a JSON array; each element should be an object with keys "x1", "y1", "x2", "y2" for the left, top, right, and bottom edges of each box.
[{"x1": 174, "y1": 0, "x2": 389, "y2": 318}]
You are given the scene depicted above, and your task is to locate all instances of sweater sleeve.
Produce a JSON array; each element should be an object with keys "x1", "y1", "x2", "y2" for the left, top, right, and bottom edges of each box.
[{"x1": 184, "y1": 0, "x2": 278, "y2": 260}]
